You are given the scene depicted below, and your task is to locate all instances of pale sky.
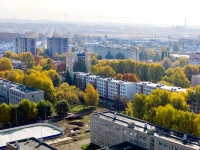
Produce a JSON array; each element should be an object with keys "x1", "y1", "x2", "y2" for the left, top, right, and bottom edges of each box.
[{"x1": 0, "y1": 0, "x2": 200, "y2": 25}]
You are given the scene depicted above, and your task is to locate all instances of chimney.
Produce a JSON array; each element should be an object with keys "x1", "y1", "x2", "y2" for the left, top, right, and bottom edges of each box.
[
  {"x1": 144, "y1": 123, "x2": 147, "y2": 131},
  {"x1": 114, "y1": 112, "x2": 117, "y2": 120}
]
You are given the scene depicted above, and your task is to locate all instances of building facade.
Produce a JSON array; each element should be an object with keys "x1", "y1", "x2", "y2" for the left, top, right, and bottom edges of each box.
[
  {"x1": 91, "y1": 111, "x2": 200, "y2": 150},
  {"x1": 66, "y1": 52, "x2": 93, "y2": 74},
  {"x1": 47, "y1": 37, "x2": 68, "y2": 57},
  {"x1": 13, "y1": 37, "x2": 36, "y2": 55},
  {"x1": 191, "y1": 75, "x2": 200, "y2": 86},
  {"x1": 0, "y1": 78, "x2": 44, "y2": 104},
  {"x1": 189, "y1": 51, "x2": 200, "y2": 66},
  {"x1": 92, "y1": 45, "x2": 138, "y2": 60},
  {"x1": 75, "y1": 72, "x2": 136, "y2": 100},
  {"x1": 136, "y1": 82, "x2": 186, "y2": 95}
]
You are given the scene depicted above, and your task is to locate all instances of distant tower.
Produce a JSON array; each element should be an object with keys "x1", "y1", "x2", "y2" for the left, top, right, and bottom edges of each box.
[{"x1": 185, "y1": 19, "x2": 187, "y2": 28}]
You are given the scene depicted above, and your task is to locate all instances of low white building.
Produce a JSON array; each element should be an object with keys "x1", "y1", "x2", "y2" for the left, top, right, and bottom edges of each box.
[
  {"x1": 75, "y1": 72, "x2": 136, "y2": 100},
  {"x1": 0, "y1": 78, "x2": 44, "y2": 104},
  {"x1": 136, "y1": 82, "x2": 187, "y2": 95}
]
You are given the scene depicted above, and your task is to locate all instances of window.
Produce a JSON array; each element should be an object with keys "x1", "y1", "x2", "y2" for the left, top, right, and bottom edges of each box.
[
  {"x1": 175, "y1": 146, "x2": 179, "y2": 150},
  {"x1": 164, "y1": 143, "x2": 168, "y2": 148},
  {"x1": 159, "y1": 141, "x2": 162, "y2": 147},
  {"x1": 143, "y1": 143, "x2": 146, "y2": 148},
  {"x1": 169, "y1": 144, "x2": 173, "y2": 150},
  {"x1": 130, "y1": 132, "x2": 133, "y2": 136},
  {"x1": 143, "y1": 135, "x2": 147, "y2": 141},
  {"x1": 32, "y1": 95, "x2": 34, "y2": 98}
]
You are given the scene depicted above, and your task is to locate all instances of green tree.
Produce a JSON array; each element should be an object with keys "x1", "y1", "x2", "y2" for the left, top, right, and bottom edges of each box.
[
  {"x1": 18, "y1": 99, "x2": 38, "y2": 122},
  {"x1": 54, "y1": 99, "x2": 70, "y2": 116},
  {"x1": 162, "y1": 57, "x2": 172, "y2": 70},
  {"x1": 73, "y1": 58, "x2": 87, "y2": 72},
  {"x1": 105, "y1": 51, "x2": 113, "y2": 59},
  {"x1": 0, "y1": 103, "x2": 11, "y2": 124},
  {"x1": 65, "y1": 70, "x2": 72, "y2": 85},
  {"x1": 84, "y1": 83, "x2": 99, "y2": 106},
  {"x1": 115, "y1": 52, "x2": 125, "y2": 59},
  {"x1": 132, "y1": 93, "x2": 147, "y2": 119},
  {"x1": 0, "y1": 58, "x2": 12, "y2": 71},
  {"x1": 37, "y1": 100, "x2": 53, "y2": 120}
]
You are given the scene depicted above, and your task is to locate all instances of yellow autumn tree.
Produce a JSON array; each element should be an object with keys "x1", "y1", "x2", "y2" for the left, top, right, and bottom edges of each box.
[{"x1": 84, "y1": 83, "x2": 99, "y2": 107}]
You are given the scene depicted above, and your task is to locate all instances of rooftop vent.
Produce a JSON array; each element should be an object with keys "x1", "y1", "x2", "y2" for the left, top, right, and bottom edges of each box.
[
  {"x1": 144, "y1": 123, "x2": 147, "y2": 131},
  {"x1": 182, "y1": 134, "x2": 188, "y2": 144},
  {"x1": 113, "y1": 112, "x2": 117, "y2": 120},
  {"x1": 15, "y1": 141, "x2": 20, "y2": 149}
]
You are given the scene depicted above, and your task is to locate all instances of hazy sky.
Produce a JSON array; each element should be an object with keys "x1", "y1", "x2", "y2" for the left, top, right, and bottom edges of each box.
[{"x1": 1, "y1": 0, "x2": 200, "y2": 25}]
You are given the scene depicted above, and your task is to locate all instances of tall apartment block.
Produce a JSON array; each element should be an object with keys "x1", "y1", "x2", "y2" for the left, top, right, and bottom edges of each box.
[
  {"x1": 47, "y1": 37, "x2": 68, "y2": 57},
  {"x1": 75, "y1": 72, "x2": 136, "y2": 100},
  {"x1": 13, "y1": 37, "x2": 36, "y2": 55},
  {"x1": 92, "y1": 45, "x2": 138, "y2": 60},
  {"x1": 189, "y1": 51, "x2": 200, "y2": 66},
  {"x1": 0, "y1": 78, "x2": 44, "y2": 104},
  {"x1": 66, "y1": 52, "x2": 93, "y2": 74},
  {"x1": 91, "y1": 111, "x2": 200, "y2": 150}
]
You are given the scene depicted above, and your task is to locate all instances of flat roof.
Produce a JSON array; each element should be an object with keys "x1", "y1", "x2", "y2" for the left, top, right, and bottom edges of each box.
[
  {"x1": 92, "y1": 111, "x2": 200, "y2": 149},
  {"x1": 8, "y1": 137, "x2": 57, "y2": 150},
  {"x1": 0, "y1": 78, "x2": 43, "y2": 93},
  {"x1": 0, "y1": 123, "x2": 63, "y2": 148}
]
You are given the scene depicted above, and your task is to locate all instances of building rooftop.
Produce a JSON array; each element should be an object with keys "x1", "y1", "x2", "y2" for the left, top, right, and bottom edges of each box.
[
  {"x1": 137, "y1": 82, "x2": 187, "y2": 93},
  {"x1": 92, "y1": 111, "x2": 200, "y2": 150},
  {"x1": 7, "y1": 137, "x2": 57, "y2": 150},
  {"x1": 0, "y1": 78, "x2": 43, "y2": 94}
]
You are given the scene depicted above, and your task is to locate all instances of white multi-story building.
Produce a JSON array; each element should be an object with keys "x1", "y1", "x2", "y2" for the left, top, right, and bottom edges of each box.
[
  {"x1": 92, "y1": 46, "x2": 138, "y2": 60},
  {"x1": 13, "y1": 37, "x2": 36, "y2": 55},
  {"x1": 66, "y1": 52, "x2": 93, "y2": 74},
  {"x1": 191, "y1": 75, "x2": 200, "y2": 87},
  {"x1": 91, "y1": 111, "x2": 200, "y2": 150},
  {"x1": 189, "y1": 51, "x2": 200, "y2": 66},
  {"x1": 47, "y1": 37, "x2": 68, "y2": 57},
  {"x1": 0, "y1": 78, "x2": 44, "y2": 104},
  {"x1": 75, "y1": 72, "x2": 136, "y2": 100},
  {"x1": 136, "y1": 82, "x2": 187, "y2": 95}
]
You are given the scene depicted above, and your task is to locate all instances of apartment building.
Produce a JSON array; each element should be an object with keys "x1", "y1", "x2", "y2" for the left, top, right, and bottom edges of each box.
[
  {"x1": 191, "y1": 75, "x2": 200, "y2": 86},
  {"x1": 91, "y1": 111, "x2": 200, "y2": 150},
  {"x1": 13, "y1": 37, "x2": 36, "y2": 55},
  {"x1": 75, "y1": 72, "x2": 136, "y2": 100},
  {"x1": 136, "y1": 82, "x2": 187, "y2": 95},
  {"x1": 189, "y1": 51, "x2": 200, "y2": 66},
  {"x1": 66, "y1": 52, "x2": 93, "y2": 74},
  {"x1": 0, "y1": 78, "x2": 44, "y2": 104},
  {"x1": 47, "y1": 37, "x2": 68, "y2": 57},
  {"x1": 92, "y1": 45, "x2": 138, "y2": 60}
]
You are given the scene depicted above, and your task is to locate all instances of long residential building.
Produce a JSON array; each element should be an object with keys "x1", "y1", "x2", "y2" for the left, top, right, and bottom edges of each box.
[
  {"x1": 92, "y1": 45, "x2": 138, "y2": 60},
  {"x1": 91, "y1": 111, "x2": 200, "y2": 150},
  {"x1": 75, "y1": 72, "x2": 136, "y2": 100},
  {"x1": 13, "y1": 37, "x2": 36, "y2": 55},
  {"x1": 136, "y1": 82, "x2": 187, "y2": 95},
  {"x1": 0, "y1": 78, "x2": 44, "y2": 104},
  {"x1": 189, "y1": 51, "x2": 200, "y2": 66},
  {"x1": 47, "y1": 37, "x2": 68, "y2": 57}
]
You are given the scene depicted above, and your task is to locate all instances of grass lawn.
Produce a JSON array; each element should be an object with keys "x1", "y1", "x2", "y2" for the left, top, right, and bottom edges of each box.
[
  {"x1": 70, "y1": 104, "x2": 92, "y2": 113},
  {"x1": 81, "y1": 143, "x2": 100, "y2": 150}
]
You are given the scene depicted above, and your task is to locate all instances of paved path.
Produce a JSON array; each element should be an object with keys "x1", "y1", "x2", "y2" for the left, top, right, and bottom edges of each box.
[{"x1": 46, "y1": 137, "x2": 72, "y2": 145}]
